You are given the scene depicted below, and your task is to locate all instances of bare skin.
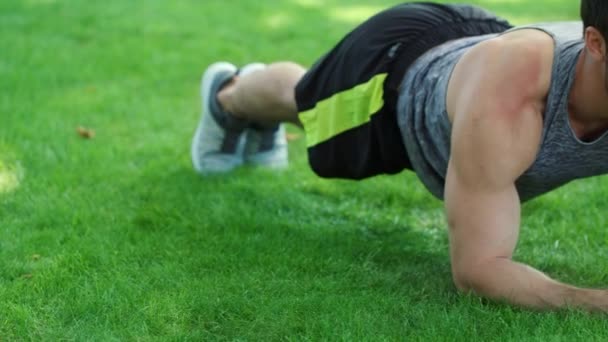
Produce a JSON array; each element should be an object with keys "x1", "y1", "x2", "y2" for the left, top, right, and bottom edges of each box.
[
  {"x1": 217, "y1": 61, "x2": 306, "y2": 126},
  {"x1": 214, "y1": 26, "x2": 608, "y2": 312}
]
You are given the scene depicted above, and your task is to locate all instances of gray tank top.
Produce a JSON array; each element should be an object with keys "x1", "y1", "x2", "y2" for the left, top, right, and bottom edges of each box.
[{"x1": 397, "y1": 22, "x2": 593, "y2": 202}]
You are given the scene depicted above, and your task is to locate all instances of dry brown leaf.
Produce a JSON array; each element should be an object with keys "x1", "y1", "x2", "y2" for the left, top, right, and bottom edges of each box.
[{"x1": 77, "y1": 126, "x2": 96, "y2": 139}]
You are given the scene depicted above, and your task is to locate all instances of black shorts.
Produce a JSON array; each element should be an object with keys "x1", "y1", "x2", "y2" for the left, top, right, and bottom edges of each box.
[{"x1": 295, "y1": 2, "x2": 511, "y2": 179}]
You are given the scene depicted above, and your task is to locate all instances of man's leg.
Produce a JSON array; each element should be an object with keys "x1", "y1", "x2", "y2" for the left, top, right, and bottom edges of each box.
[{"x1": 217, "y1": 62, "x2": 306, "y2": 126}]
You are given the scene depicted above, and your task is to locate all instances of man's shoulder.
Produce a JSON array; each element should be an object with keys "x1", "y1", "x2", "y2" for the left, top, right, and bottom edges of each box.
[
  {"x1": 475, "y1": 28, "x2": 554, "y2": 74},
  {"x1": 453, "y1": 29, "x2": 554, "y2": 109},
  {"x1": 497, "y1": 28, "x2": 556, "y2": 57},
  {"x1": 446, "y1": 29, "x2": 551, "y2": 163},
  {"x1": 489, "y1": 29, "x2": 554, "y2": 100}
]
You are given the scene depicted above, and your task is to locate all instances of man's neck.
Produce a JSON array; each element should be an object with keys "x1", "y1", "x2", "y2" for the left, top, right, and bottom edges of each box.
[
  {"x1": 568, "y1": 50, "x2": 608, "y2": 140},
  {"x1": 569, "y1": 50, "x2": 608, "y2": 126}
]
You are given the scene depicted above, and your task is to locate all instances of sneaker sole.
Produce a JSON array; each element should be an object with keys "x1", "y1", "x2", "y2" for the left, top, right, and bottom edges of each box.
[{"x1": 191, "y1": 62, "x2": 238, "y2": 173}]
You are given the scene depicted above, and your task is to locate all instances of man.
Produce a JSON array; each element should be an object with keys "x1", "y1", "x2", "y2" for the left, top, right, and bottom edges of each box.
[{"x1": 191, "y1": 1, "x2": 608, "y2": 312}]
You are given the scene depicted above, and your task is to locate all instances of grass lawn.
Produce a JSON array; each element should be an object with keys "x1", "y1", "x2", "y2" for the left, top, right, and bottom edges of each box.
[{"x1": 2, "y1": 0, "x2": 608, "y2": 340}]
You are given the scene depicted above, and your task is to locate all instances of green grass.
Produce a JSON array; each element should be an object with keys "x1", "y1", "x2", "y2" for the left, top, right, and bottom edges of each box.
[{"x1": 2, "y1": 0, "x2": 607, "y2": 340}]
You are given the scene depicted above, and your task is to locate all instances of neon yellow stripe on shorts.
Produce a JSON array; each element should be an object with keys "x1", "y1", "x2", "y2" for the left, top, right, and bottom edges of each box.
[{"x1": 299, "y1": 73, "x2": 388, "y2": 148}]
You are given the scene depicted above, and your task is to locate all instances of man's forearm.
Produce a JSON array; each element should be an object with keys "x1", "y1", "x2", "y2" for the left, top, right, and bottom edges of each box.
[{"x1": 458, "y1": 258, "x2": 608, "y2": 312}]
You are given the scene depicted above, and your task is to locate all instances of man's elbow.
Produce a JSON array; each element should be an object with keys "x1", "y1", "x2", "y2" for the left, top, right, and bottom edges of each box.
[
  {"x1": 452, "y1": 269, "x2": 473, "y2": 293},
  {"x1": 452, "y1": 266, "x2": 488, "y2": 294}
]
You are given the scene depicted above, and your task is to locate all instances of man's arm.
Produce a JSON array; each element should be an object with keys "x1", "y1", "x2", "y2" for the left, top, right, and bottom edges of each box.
[
  {"x1": 446, "y1": 165, "x2": 608, "y2": 311},
  {"x1": 445, "y1": 30, "x2": 608, "y2": 312}
]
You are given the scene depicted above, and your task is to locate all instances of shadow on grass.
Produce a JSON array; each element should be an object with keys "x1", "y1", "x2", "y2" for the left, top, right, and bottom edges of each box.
[
  {"x1": 130, "y1": 164, "x2": 454, "y2": 299},
  {"x1": 128, "y1": 167, "x2": 608, "y2": 340}
]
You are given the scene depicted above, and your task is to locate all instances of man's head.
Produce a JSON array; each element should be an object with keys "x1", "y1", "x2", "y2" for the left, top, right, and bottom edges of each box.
[
  {"x1": 581, "y1": 0, "x2": 608, "y2": 38},
  {"x1": 581, "y1": 0, "x2": 608, "y2": 91},
  {"x1": 581, "y1": 0, "x2": 608, "y2": 58}
]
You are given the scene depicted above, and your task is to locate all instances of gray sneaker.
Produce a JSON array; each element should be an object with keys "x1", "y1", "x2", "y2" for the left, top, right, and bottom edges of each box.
[
  {"x1": 191, "y1": 62, "x2": 249, "y2": 174},
  {"x1": 239, "y1": 63, "x2": 289, "y2": 169}
]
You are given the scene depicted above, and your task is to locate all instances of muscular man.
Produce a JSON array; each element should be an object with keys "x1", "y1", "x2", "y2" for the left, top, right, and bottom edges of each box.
[{"x1": 191, "y1": 1, "x2": 608, "y2": 312}]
